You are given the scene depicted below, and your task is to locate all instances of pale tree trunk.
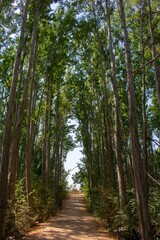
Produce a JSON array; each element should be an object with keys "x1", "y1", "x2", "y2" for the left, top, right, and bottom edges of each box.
[
  {"x1": 42, "y1": 76, "x2": 51, "y2": 188},
  {"x1": 148, "y1": 0, "x2": 160, "y2": 109},
  {"x1": 118, "y1": 0, "x2": 152, "y2": 239},
  {"x1": 0, "y1": 1, "x2": 30, "y2": 238},
  {"x1": 45, "y1": 76, "x2": 51, "y2": 186},
  {"x1": 90, "y1": 76, "x2": 106, "y2": 185},
  {"x1": 25, "y1": 60, "x2": 37, "y2": 211},
  {"x1": 55, "y1": 131, "x2": 61, "y2": 208},
  {"x1": 8, "y1": 0, "x2": 39, "y2": 202},
  {"x1": 105, "y1": 0, "x2": 127, "y2": 208},
  {"x1": 82, "y1": 120, "x2": 93, "y2": 201},
  {"x1": 87, "y1": 123, "x2": 93, "y2": 198},
  {"x1": 141, "y1": 0, "x2": 148, "y2": 198},
  {"x1": 54, "y1": 89, "x2": 62, "y2": 208},
  {"x1": 92, "y1": 3, "x2": 115, "y2": 186}
]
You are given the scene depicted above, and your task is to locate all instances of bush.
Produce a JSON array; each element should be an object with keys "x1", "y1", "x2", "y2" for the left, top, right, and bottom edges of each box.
[
  {"x1": 32, "y1": 177, "x2": 56, "y2": 221},
  {"x1": 15, "y1": 178, "x2": 35, "y2": 234},
  {"x1": 86, "y1": 186, "x2": 119, "y2": 227}
]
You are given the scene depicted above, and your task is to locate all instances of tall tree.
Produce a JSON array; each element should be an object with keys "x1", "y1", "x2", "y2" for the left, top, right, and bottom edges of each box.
[
  {"x1": 140, "y1": 0, "x2": 148, "y2": 198},
  {"x1": 8, "y1": 0, "x2": 40, "y2": 201},
  {"x1": 118, "y1": 0, "x2": 152, "y2": 239},
  {"x1": 0, "y1": 1, "x2": 30, "y2": 238},
  {"x1": 92, "y1": 1, "x2": 115, "y2": 187},
  {"x1": 105, "y1": 0, "x2": 127, "y2": 208},
  {"x1": 148, "y1": 0, "x2": 160, "y2": 109}
]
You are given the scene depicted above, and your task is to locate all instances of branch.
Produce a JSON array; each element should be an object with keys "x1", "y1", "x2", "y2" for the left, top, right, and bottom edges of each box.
[
  {"x1": 148, "y1": 137, "x2": 160, "y2": 148},
  {"x1": 133, "y1": 54, "x2": 160, "y2": 76},
  {"x1": 146, "y1": 172, "x2": 160, "y2": 186}
]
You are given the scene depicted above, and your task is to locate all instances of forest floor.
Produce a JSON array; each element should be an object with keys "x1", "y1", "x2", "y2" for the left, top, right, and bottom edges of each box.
[{"x1": 22, "y1": 193, "x2": 117, "y2": 240}]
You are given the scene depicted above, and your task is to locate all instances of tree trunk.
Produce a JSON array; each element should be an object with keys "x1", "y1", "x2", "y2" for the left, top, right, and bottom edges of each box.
[
  {"x1": 8, "y1": 0, "x2": 39, "y2": 203},
  {"x1": 25, "y1": 61, "x2": 37, "y2": 210},
  {"x1": 92, "y1": 2, "x2": 115, "y2": 187},
  {"x1": 54, "y1": 89, "x2": 62, "y2": 208},
  {"x1": 118, "y1": 0, "x2": 152, "y2": 239},
  {"x1": 0, "y1": 1, "x2": 30, "y2": 238},
  {"x1": 148, "y1": 0, "x2": 160, "y2": 109},
  {"x1": 45, "y1": 76, "x2": 51, "y2": 186},
  {"x1": 141, "y1": 0, "x2": 148, "y2": 198},
  {"x1": 105, "y1": 0, "x2": 127, "y2": 208}
]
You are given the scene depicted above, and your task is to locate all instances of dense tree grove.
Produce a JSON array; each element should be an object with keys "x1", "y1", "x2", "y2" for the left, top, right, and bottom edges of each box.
[{"x1": 0, "y1": 0, "x2": 160, "y2": 239}]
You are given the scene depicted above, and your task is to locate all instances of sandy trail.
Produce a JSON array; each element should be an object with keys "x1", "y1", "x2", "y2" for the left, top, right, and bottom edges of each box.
[{"x1": 23, "y1": 194, "x2": 116, "y2": 240}]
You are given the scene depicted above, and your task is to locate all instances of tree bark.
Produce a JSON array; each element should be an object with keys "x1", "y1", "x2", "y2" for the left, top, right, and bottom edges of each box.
[
  {"x1": 148, "y1": 0, "x2": 160, "y2": 109},
  {"x1": 8, "y1": 0, "x2": 39, "y2": 202},
  {"x1": 141, "y1": 0, "x2": 148, "y2": 198},
  {"x1": 105, "y1": 0, "x2": 127, "y2": 208},
  {"x1": 54, "y1": 88, "x2": 62, "y2": 208},
  {"x1": 118, "y1": 0, "x2": 152, "y2": 239},
  {"x1": 0, "y1": 1, "x2": 30, "y2": 238},
  {"x1": 92, "y1": 2, "x2": 115, "y2": 187},
  {"x1": 25, "y1": 61, "x2": 37, "y2": 211},
  {"x1": 42, "y1": 75, "x2": 51, "y2": 188}
]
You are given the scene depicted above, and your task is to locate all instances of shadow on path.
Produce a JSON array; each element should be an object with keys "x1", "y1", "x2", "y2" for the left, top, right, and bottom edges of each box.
[{"x1": 23, "y1": 194, "x2": 116, "y2": 240}]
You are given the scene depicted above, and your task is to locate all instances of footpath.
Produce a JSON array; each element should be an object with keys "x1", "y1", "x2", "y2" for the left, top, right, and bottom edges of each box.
[{"x1": 23, "y1": 194, "x2": 117, "y2": 240}]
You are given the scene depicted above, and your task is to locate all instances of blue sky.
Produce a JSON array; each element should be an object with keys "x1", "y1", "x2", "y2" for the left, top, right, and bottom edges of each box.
[{"x1": 65, "y1": 146, "x2": 83, "y2": 187}]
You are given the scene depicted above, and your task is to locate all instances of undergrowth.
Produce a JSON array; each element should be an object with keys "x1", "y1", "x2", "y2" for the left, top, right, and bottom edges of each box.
[
  {"x1": 5, "y1": 177, "x2": 57, "y2": 237},
  {"x1": 85, "y1": 186, "x2": 160, "y2": 239}
]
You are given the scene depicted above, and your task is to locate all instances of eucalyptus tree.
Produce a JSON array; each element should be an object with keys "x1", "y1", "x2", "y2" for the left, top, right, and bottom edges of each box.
[
  {"x1": 118, "y1": 0, "x2": 152, "y2": 238},
  {"x1": 25, "y1": 52, "x2": 38, "y2": 211},
  {"x1": 101, "y1": 0, "x2": 127, "y2": 208},
  {"x1": 148, "y1": 0, "x2": 160, "y2": 109},
  {"x1": 91, "y1": 3, "x2": 115, "y2": 187},
  {"x1": 0, "y1": 1, "x2": 30, "y2": 238},
  {"x1": 8, "y1": 0, "x2": 40, "y2": 201}
]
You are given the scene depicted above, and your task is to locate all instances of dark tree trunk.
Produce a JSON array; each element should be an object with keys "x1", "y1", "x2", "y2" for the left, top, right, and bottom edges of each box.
[
  {"x1": 141, "y1": 0, "x2": 148, "y2": 199},
  {"x1": 0, "y1": 1, "x2": 30, "y2": 238},
  {"x1": 148, "y1": 0, "x2": 160, "y2": 109},
  {"x1": 8, "y1": 0, "x2": 39, "y2": 202},
  {"x1": 25, "y1": 61, "x2": 37, "y2": 210}
]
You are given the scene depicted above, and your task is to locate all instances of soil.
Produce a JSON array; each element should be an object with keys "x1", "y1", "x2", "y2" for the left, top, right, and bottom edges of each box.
[{"x1": 22, "y1": 193, "x2": 117, "y2": 240}]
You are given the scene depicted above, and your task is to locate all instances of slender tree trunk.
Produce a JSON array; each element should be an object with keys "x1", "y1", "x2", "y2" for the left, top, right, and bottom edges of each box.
[
  {"x1": 141, "y1": 0, "x2": 148, "y2": 198},
  {"x1": 105, "y1": 0, "x2": 127, "y2": 208},
  {"x1": 92, "y1": 3, "x2": 115, "y2": 186},
  {"x1": 42, "y1": 76, "x2": 51, "y2": 188},
  {"x1": 118, "y1": 0, "x2": 152, "y2": 239},
  {"x1": 45, "y1": 76, "x2": 51, "y2": 186},
  {"x1": 0, "y1": 1, "x2": 30, "y2": 238},
  {"x1": 148, "y1": 0, "x2": 160, "y2": 109},
  {"x1": 8, "y1": 0, "x2": 39, "y2": 201},
  {"x1": 54, "y1": 89, "x2": 61, "y2": 208},
  {"x1": 25, "y1": 62, "x2": 37, "y2": 210},
  {"x1": 87, "y1": 123, "x2": 93, "y2": 197},
  {"x1": 82, "y1": 121, "x2": 93, "y2": 201},
  {"x1": 42, "y1": 134, "x2": 46, "y2": 184}
]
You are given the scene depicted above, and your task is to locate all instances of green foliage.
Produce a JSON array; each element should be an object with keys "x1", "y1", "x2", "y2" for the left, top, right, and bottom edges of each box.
[
  {"x1": 32, "y1": 176, "x2": 56, "y2": 221},
  {"x1": 72, "y1": 162, "x2": 87, "y2": 190},
  {"x1": 149, "y1": 187, "x2": 160, "y2": 226},
  {"x1": 15, "y1": 179, "x2": 35, "y2": 233},
  {"x1": 112, "y1": 189, "x2": 138, "y2": 235},
  {"x1": 87, "y1": 187, "x2": 119, "y2": 227},
  {"x1": 1, "y1": 0, "x2": 160, "y2": 239},
  {"x1": 14, "y1": 177, "x2": 56, "y2": 233}
]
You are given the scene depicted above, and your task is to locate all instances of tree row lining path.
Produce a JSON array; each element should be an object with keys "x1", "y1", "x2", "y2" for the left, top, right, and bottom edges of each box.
[{"x1": 23, "y1": 194, "x2": 116, "y2": 240}]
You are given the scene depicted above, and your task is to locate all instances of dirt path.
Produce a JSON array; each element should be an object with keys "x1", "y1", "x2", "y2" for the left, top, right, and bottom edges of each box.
[{"x1": 23, "y1": 194, "x2": 117, "y2": 240}]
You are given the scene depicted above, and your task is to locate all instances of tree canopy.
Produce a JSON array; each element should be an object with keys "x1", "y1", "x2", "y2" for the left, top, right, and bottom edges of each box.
[{"x1": 0, "y1": 0, "x2": 160, "y2": 239}]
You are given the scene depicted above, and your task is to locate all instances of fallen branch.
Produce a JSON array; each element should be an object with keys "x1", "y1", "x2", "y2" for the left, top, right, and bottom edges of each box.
[{"x1": 146, "y1": 172, "x2": 160, "y2": 186}]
